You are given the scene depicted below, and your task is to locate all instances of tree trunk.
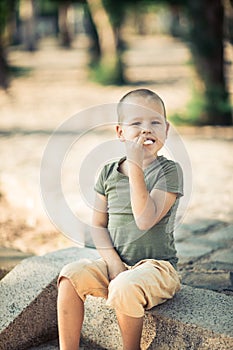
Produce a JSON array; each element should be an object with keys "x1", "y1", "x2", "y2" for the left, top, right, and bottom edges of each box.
[
  {"x1": 188, "y1": 0, "x2": 232, "y2": 125},
  {"x1": 86, "y1": 0, "x2": 116, "y2": 64},
  {"x1": 0, "y1": 40, "x2": 9, "y2": 89},
  {"x1": 84, "y1": 4, "x2": 101, "y2": 64},
  {"x1": 86, "y1": 0, "x2": 124, "y2": 84},
  {"x1": 58, "y1": 1, "x2": 73, "y2": 48},
  {"x1": 0, "y1": 0, "x2": 15, "y2": 89},
  {"x1": 19, "y1": 0, "x2": 37, "y2": 51}
]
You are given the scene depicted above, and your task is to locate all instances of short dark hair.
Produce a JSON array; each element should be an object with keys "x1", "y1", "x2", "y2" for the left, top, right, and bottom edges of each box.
[{"x1": 117, "y1": 88, "x2": 167, "y2": 124}]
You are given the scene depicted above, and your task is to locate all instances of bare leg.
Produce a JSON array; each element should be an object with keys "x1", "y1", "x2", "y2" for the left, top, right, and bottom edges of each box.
[
  {"x1": 57, "y1": 277, "x2": 84, "y2": 350},
  {"x1": 116, "y1": 312, "x2": 143, "y2": 350}
]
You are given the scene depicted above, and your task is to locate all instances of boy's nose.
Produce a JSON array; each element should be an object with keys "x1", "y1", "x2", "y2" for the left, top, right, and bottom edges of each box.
[{"x1": 141, "y1": 128, "x2": 152, "y2": 134}]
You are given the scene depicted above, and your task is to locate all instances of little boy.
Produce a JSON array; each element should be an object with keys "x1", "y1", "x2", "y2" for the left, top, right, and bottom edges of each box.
[{"x1": 57, "y1": 89, "x2": 183, "y2": 350}]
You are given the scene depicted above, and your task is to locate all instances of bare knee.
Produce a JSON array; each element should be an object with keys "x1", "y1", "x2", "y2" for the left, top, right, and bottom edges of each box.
[
  {"x1": 58, "y1": 277, "x2": 78, "y2": 302},
  {"x1": 58, "y1": 259, "x2": 91, "y2": 293},
  {"x1": 58, "y1": 276, "x2": 73, "y2": 289}
]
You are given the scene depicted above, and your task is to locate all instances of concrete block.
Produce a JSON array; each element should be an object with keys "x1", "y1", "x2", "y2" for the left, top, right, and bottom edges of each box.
[
  {"x1": 182, "y1": 271, "x2": 232, "y2": 292},
  {"x1": 0, "y1": 247, "x2": 33, "y2": 271},
  {"x1": 176, "y1": 241, "x2": 213, "y2": 264},
  {"x1": 0, "y1": 247, "x2": 99, "y2": 350},
  {"x1": 80, "y1": 286, "x2": 233, "y2": 350},
  {"x1": 29, "y1": 339, "x2": 59, "y2": 350},
  {"x1": 209, "y1": 248, "x2": 233, "y2": 265},
  {"x1": 184, "y1": 220, "x2": 226, "y2": 235},
  {"x1": 204, "y1": 225, "x2": 233, "y2": 242},
  {"x1": 199, "y1": 261, "x2": 233, "y2": 272},
  {"x1": 150, "y1": 285, "x2": 233, "y2": 350},
  {"x1": 30, "y1": 286, "x2": 232, "y2": 350},
  {"x1": 29, "y1": 339, "x2": 97, "y2": 350},
  {"x1": 0, "y1": 247, "x2": 34, "y2": 281},
  {"x1": 174, "y1": 225, "x2": 192, "y2": 242},
  {"x1": 1, "y1": 248, "x2": 233, "y2": 350},
  {"x1": 82, "y1": 296, "x2": 156, "y2": 350}
]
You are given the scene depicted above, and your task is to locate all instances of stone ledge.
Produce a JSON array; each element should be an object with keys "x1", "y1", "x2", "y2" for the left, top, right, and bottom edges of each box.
[
  {"x1": 150, "y1": 286, "x2": 233, "y2": 349},
  {"x1": 0, "y1": 248, "x2": 233, "y2": 350},
  {"x1": 82, "y1": 287, "x2": 233, "y2": 350},
  {"x1": 0, "y1": 247, "x2": 99, "y2": 350}
]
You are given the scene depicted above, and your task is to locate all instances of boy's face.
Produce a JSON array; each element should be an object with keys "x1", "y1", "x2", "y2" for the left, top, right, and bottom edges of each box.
[{"x1": 116, "y1": 96, "x2": 169, "y2": 157}]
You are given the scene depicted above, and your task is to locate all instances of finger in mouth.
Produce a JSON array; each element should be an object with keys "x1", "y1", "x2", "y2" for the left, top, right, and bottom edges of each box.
[{"x1": 143, "y1": 139, "x2": 154, "y2": 145}]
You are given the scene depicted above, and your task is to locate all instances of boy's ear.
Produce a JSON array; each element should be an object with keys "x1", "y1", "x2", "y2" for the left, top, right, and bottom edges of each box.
[
  {"x1": 116, "y1": 125, "x2": 125, "y2": 141},
  {"x1": 165, "y1": 121, "x2": 170, "y2": 138}
]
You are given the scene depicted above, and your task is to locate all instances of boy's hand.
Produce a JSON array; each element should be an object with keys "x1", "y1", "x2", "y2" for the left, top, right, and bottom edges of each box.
[
  {"x1": 107, "y1": 261, "x2": 127, "y2": 281},
  {"x1": 125, "y1": 134, "x2": 146, "y2": 168}
]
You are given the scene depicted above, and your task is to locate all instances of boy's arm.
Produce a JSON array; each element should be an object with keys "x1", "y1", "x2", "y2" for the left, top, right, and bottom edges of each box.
[
  {"x1": 91, "y1": 192, "x2": 127, "y2": 280},
  {"x1": 126, "y1": 139, "x2": 177, "y2": 230},
  {"x1": 128, "y1": 161, "x2": 176, "y2": 230}
]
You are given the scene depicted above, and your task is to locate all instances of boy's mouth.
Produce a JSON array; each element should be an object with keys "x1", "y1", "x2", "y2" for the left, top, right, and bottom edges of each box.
[{"x1": 143, "y1": 138, "x2": 155, "y2": 145}]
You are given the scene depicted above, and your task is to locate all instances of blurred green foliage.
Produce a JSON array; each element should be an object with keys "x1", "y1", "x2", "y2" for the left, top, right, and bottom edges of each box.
[
  {"x1": 0, "y1": 0, "x2": 18, "y2": 88},
  {"x1": 0, "y1": 1, "x2": 7, "y2": 35},
  {"x1": 170, "y1": 88, "x2": 209, "y2": 126},
  {"x1": 0, "y1": 0, "x2": 232, "y2": 125},
  {"x1": 0, "y1": 0, "x2": 17, "y2": 35},
  {"x1": 89, "y1": 57, "x2": 125, "y2": 85},
  {"x1": 8, "y1": 65, "x2": 32, "y2": 78}
]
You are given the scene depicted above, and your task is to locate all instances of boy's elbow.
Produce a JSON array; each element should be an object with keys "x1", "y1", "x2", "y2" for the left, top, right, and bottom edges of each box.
[
  {"x1": 135, "y1": 219, "x2": 154, "y2": 231},
  {"x1": 135, "y1": 215, "x2": 161, "y2": 230},
  {"x1": 136, "y1": 223, "x2": 151, "y2": 231}
]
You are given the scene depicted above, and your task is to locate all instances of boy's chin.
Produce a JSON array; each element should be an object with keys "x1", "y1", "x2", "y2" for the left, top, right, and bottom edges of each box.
[{"x1": 144, "y1": 148, "x2": 157, "y2": 156}]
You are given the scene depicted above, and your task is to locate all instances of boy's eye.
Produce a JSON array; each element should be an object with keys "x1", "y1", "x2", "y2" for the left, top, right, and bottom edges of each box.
[
  {"x1": 152, "y1": 121, "x2": 161, "y2": 125},
  {"x1": 131, "y1": 122, "x2": 141, "y2": 126}
]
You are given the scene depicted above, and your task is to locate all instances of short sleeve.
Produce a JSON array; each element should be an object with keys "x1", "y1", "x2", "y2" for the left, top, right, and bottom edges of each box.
[
  {"x1": 94, "y1": 166, "x2": 107, "y2": 195},
  {"x1": 153, "y1": 161, "x2": 184, "y2": 198}
]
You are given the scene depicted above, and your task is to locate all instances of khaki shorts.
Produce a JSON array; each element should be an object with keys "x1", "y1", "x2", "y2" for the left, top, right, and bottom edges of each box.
[{"x1": 58, "y1": 258, "x2": 181, "y2": 318}]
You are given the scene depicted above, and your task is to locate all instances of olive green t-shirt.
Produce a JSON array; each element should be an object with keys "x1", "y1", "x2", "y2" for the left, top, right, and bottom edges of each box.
[{"x1": 94, "y1": 156, "x2": 183, "y2": 268}]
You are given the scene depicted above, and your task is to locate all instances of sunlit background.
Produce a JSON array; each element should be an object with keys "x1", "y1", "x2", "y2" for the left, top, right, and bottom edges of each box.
[{"x1": 0, "y1": 0, "x2": 232, "y2": 258}]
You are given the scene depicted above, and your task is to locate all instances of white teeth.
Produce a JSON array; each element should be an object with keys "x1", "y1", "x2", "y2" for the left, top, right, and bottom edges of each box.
[{"x1": 144, "y1": 139, "x2": 154, "y2": 145}]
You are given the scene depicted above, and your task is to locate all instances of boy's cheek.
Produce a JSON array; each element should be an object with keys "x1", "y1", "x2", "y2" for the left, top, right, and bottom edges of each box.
[{"x1": 157, "y1": 129, "x2": 167, "y2": 141}]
